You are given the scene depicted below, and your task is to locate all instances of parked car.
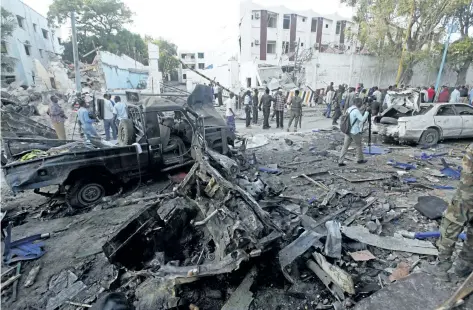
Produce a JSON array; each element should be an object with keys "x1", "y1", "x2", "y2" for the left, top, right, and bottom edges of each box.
[{"x1": 375, "y1": 103, "x2": 473, "y2": 146}]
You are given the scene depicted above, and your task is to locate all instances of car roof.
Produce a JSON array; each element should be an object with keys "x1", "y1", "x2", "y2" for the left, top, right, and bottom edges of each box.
[{"x1": 128, "y1": 96, "x2": 186, "y2": 112}]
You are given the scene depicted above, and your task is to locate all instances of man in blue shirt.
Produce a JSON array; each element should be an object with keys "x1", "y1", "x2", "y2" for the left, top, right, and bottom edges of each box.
[
  {"x1": 338, "y1": 98, "x2": 369, "y2": 166},
  {"x1": 113, "y1": 96, "x2": 128, "y2": 127},
  {"x1": 77, "y1": 99, "x2": 98, "y2": 141}
]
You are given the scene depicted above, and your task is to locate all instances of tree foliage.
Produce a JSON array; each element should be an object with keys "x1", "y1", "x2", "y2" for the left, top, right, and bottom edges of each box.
[
  {"x1": 145, "y1": 36, "x2": 180, "y2": 79},
  {"x1": 343, "y1": 0, "x2": 469, "y2": 84}
]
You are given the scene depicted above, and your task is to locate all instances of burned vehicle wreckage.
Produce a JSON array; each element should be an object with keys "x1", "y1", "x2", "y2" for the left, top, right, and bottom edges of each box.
[{"x1": 1, "y1": 85, "x2": 236, "y2": 208}]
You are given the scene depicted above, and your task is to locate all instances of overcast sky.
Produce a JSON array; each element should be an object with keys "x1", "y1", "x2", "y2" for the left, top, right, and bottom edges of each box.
[{"x1": 23, "y1": 0, "x2": 352, "y2": 61}]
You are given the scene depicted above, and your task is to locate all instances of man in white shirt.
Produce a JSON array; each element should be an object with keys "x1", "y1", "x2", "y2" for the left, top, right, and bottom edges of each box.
[
  {"x1": 103, "y1": 94, "x2": 117, "y2": 141},
  {"x1": 372, "y1": 86, "x2": 382, "y2": 103},
  {"x1": 113, "y1": 95, "x2": 128, "y2": 127},
  {"x1": 450, "y1": 86, "x2": 461, "y2": 103},
  {"x1": 325, "y1": 89, "x2": 335, "y2": 118},
  {"x1": 225, "y1": 93, "x2": 236, "y2": 132}
]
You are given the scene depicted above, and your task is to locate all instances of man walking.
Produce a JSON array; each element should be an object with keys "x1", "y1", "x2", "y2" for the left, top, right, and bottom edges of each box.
[
  {"x1": 287, "y1": 90, "x2": 303, "y2": 132},
  {"x1": 338, "y1": 99, "x2": 369, "y2": 166},
  {"x1": 259, "y1": 88, "x2": 274, "y2": 129},
  {"x1": 252, "y1": 88, "x2": 259, "y2": 124},
  {"x1": 244, "y1": 90, "x2": 252, "y2": 128},
  {"x1": 103, "y1": 94, "x2": 117, "y2": 141},
  {"x1": 225, "y1": 93, "x2": 236, "y2": 133},
  {"x1": 47, "y1": 95, "x2": 67, "y2": 140},
  {"x1": 432, "y1": 143, "x2": 473, "y2": 281},
  {"x1": 274, "y1": 88, "x2": 285, "y2": 129}
]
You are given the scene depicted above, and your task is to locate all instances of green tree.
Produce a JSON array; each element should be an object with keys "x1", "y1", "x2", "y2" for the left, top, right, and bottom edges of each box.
[
  {"x1": 145, "y1": 37, "x2": 180, "y2": 81},
  {"x1": 343, "y1": 0, "x2": 468, "y2": 85},
  {"x1": 1, "y1": 8, "x2": 16, "y2": 63}
]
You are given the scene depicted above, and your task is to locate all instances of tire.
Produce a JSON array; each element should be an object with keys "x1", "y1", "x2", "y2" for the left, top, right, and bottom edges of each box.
[
  {"x1": 118, "y1": 119, "x2": 135, "y2": 146},
  {"x1": 380, "y1": 117, "x2": 398, "y2": 125},
  {"x1": 67, "y1": 178, "x2": 106, "y2": 208},
  {"x1": 419, "y1": 128, "x2": 439, "y2": 146}
]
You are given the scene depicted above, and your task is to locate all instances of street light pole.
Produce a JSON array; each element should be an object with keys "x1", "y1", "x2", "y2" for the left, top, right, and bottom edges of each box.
[
  {"x1": 71, "y1": 11, "x2": 81, "y2": 93},
  {"x1": 434, "y1": 22, "x2": 455, "y2": 92}
]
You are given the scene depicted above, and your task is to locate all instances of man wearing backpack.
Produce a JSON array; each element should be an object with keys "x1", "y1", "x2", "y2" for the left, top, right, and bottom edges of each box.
[{"x1": 338, "y1": 98, "x2": 369, "y2": 166}]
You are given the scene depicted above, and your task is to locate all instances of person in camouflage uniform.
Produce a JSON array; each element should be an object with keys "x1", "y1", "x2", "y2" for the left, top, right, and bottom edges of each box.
[{"x1": 436, "y1": 143, "x2": 473, "y2": 281}]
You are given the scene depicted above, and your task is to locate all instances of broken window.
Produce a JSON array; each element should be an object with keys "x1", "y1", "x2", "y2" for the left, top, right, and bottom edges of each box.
[
  {"x1": 336, "y1": 21, "x2": 341, "y2": 34},
  {"x1": 1, "y1": 41, "x2": 7, "y2": 54},
  {"x1": 33, "y1": 23, "x2": 37, "y2": 32},
  {"x1": 311, "y1": 18, "x2": 317, "y2": 32},
  {"x1": 42, "y1": 29, "x2": 49, "y2": 39},
  {"x1": 267, "y1": 12, "x2": 277, "y2": 28},
  {"x1": 182, "y1": 74, "x2": 186, "y2": 80},
  {"x1": 17, "y1": 16, "x2": 25, "y2": 28},
  {"x1": 283, "y1": 14, "x2": 291, "y2": 29},
  {"x1": 267, "y1": 41, "x2": 276, "y2": 54},
  {"x1": 24, "y1": 44, "x2": 31, "y2": 56},
  {"x1": 454, "y1": 104, "x2": 473, "y2": 116},
  {"x1": 198, "y1": 53, "x2": 204, "y2": 59},
  {"x1": 198, "y1": 63, "x2": 205, "y2": 69},
  {"x1": 325, "y1": 24, "x2": 329, "y2": 29},
  {"x1": 282, "y1": 41, "x2": 289, "y2": 54},
  {"x1": 436, "y1": 106, "x2": 456, "y2": 116}
]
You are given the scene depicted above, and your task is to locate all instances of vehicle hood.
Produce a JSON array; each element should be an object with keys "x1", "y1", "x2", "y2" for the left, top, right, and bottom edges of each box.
[{"x1": 186, "y1": 84, "x2": 227, "y2": 128}]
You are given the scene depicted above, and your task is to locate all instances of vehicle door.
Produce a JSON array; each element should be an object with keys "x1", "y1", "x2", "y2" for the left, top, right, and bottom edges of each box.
[
  {"x1": 433, "y1": 104, "x2": 462, "y2": 138},
  {"x1": 454, "y1": 104, "x2": 473, "y2": 137},
  {"x1": 143, "y1": 111, "x2": 163, "y2": 167}
]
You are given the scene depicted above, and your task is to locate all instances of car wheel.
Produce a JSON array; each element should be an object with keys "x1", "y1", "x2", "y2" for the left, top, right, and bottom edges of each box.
[
  {"x1": 67, "y1": 178, "x2": 106, "y2": 208},
  {"x1": 419, "y1": 128, "x2": 439, "y2": 146}
]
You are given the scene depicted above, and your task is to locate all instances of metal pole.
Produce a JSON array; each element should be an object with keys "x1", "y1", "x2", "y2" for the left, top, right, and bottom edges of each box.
[
  {"x1": 71, "y1": 11, "x2": 81, "y2": 92},
  {"x1": 435, "y1": 22, "x2": 454, "y2": 92}
]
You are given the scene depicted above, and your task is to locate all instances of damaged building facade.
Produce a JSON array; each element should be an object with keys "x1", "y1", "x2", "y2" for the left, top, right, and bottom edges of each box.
[{"x1": 1, "y1": 0, "x2": 63, "y2": 87}]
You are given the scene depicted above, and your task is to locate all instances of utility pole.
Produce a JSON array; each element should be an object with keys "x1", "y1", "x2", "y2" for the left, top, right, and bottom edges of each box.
[
  {"x1": 435, "y1": 22, "x2": 455, "y2": 91},
  {"x1": 71, "y1": 11, "x2": 81, "y2": 92}
]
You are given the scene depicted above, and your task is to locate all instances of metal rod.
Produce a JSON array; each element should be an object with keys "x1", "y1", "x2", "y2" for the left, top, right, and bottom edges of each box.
[{"x1": 71, "y1": 11, "x2": 81, "y2": 92}]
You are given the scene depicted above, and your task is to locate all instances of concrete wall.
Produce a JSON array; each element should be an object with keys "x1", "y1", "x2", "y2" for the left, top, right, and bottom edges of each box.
[
  {"x1": 1, "y1": 0, "x2": 62, "y2": 86},
  {"x1": 98, "y1": 51, "x2": 148, "y2": 90}
]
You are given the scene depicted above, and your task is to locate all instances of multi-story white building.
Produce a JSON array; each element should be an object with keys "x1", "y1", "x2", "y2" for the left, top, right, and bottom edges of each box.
[
  {"x1": 239, "y1": 1, "x2": 354, "y2": 66},
  {"x1": 1, "y1": 0, "x2": 63, "y2": 86},
  {"x1": 178, "y1": 50, "x2": 206, "y2": 82}
]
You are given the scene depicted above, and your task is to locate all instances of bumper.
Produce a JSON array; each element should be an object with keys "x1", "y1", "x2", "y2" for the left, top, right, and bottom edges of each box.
[{"x1": 377, "y1": 123, "x2": 423, "y2": 143}]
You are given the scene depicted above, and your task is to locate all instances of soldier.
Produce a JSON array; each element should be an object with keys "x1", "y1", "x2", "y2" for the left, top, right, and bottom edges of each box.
[{"x1": 435, "y1": 143, "x2": 473, "y2": 281}]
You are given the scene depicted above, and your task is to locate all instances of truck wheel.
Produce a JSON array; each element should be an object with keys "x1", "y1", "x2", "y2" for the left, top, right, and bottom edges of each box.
[
  {"x1": 118, "y1": 119, "x2": 135, "y2": 146},
  {"x1": 67, "y1": 178, "x2": 105, "y2": 208},
  {"x1": 419, "y1": 128, "x2": 439, "y2": 146}
]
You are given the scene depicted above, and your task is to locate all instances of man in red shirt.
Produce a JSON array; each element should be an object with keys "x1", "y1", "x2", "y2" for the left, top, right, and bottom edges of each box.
[
  {"x1": 437, "y1": 86, "x2": 450, "y2": 103},
  {"x1": 427, "y1": 85, "x2": 435, "y2": 103}
]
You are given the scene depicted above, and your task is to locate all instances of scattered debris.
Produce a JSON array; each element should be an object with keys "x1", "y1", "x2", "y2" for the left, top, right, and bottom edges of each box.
[
  {"x1": 349, "y1": 250, "x2": 376, "y2": 261},
  {"x1": 221, "y1": 267, "x2": 257, "y2": 310},
  {"x1": 24, "y1": 265, "x2": 41, "y2": 288},
  {"x1": 324, "y1": 221, "x2": 342, "y2": 259},
  {"x1": 344, "y1": 198, "x2": 377, "y2": 226},
  {"x1": 414, "y1": 196, "x2": 448, "y2": 220},
  {"x1": 388, "y1": 262, "x2": 410, "y2": 282},
  {"x1": 436, "y1": 271, "x2": 473, "y2": 310},
  {"x1": 312, "y1": 252, "x2": 355, "y2": 295}
]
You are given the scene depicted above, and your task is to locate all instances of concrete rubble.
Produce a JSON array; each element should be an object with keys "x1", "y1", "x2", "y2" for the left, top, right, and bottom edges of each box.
[{"x1": 1, "y1": 95, "x2": 472, "y2": 310}]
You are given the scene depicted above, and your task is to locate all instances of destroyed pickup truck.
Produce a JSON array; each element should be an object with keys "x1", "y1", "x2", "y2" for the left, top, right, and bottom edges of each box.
[{"x1": 2, "y1": 86, "x2": 235, "y2": 208}]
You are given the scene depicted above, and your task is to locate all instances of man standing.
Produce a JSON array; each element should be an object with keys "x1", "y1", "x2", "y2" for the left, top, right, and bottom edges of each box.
[
  {"x1": 438, "y1": 86, "x2": 450, "y2": 103},
  {"x1": 373, "y1": 87, "x2": 382, "y2": 103},
  {"x1": 345, "y1": 87, "x2": 356, "y2": 112},
  {"x1": 103, "y1": 94, "x2": 117, "y2": 141},
  {"x1": 338, "y1": 99, "x2": 369, "y2": 166},
  {"x1": 470, "y1": 85, "x2": 473, "y2": 106},
  {"x1": 244, "y1": 90, "x2": 252, "y2": 128},
  {"x1": 332, "y1": 85, "x2": 344, "y2": 125},
  {"x1": 325, "y1": 88, "x2": 335, "y2": 118},
  {"x1": 274, "y1": 88, "x2": 285, "y2": 129},
  {"x1": 450, "y1": 86, "x2": 461, "y2": 103},
  {"x1": 113, "y1": 96, "x2": 128, "y2": 128},
  {"x1": 460, "y1": 85, "x2": 468, "y2": 104},
  {"x1": 383, "y1": 85, "x2": 393, "y2": 110},
  {"x1": 252, "y1": 89, "x2": 259, "y2": 124},
  {"x1": 427, "y1": 85, "x2": 436, "y2": 103},
  {"x1": 78, "y1": 99, "x2": 98, "y2": 141},
  {"x1": 217, "y1": 83, "x2": 223, "y2": 107},
  {"x1": 47, "y1": 95, "x2": 67, "y2": 140},
  {"x1": 287, "y1": 90, "x2": 303, "y2": 132},
  {"x1": 225, "y1": 93, "x2": 236, "y2": 133},
  {"x1": 259, "y1": 88, "x2": 274, "y2": 129},
  {"x1": 433, "y1": 143, "x2": 473, "y2": 281}
]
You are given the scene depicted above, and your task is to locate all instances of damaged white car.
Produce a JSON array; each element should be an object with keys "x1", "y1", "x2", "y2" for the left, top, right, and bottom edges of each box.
[{"x1": 375, "y1": 103, "x2": 473, "y2": 145}]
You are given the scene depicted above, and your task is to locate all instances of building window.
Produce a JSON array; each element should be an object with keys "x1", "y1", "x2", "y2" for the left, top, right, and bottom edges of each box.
[
  {"x1": 58, "y1": 37, "x2": 62, "y2": 44},
  {"x1": 39, "y1": 49, "x2": 43, "y2": 58},
  {"x1": 198, "y1": 63, "x2": 205, "y2": 69},
  {"x1": 311, "y1": 18, "x2": 317, "y2": 32},
  {"x1": 189, "y1": 64, "x2": 195, "y2": 69},
  {"x1": 251, "y1": 42, "x2": 254, "y2": 47},
  {"x1": 282, "y1": 41, "x2": 289, "y2": 54},
  {"x1": 283, "y1": 14, "x2": 291, "y2": 29},
  {"x1": 268, "y1": 13, "x2": 277, "y2": 28},
  {"x1": 183, "y1": 74, "x2": 186, "y2": 80},
  {"x1": 190, "y1": 54, "x2": 195, "y2": 59},
  {"x1": 301, "y1": 42, "x2": 304, "y2": 47},
  {"x1": 24, "y1": 44, "x2": 31, "y2": 56},
  {"x1": 17, "y1": 16, "x2": 25, "y2": 29},
  {"x1": 325, "y1": 24, "x2": 329, "y2": 28},
  {"x1": 42, "y1": 29, "x2": 49, "y2": 39},
  {"x1": 302, "y1": 17, "x2": 306, "y2": 22},
  {"x1": 181, "y1": 54, "x2": 186, "y2": 59},
  {"x1": 267, "y1": 41, "x2": 276, "y2": 54},
  {"x1": 198, "y1": 53, "x2": 204, "y2": 59},
  {"x1": 1, "y1": 41, "x2": 7, "y2": 54},
  {"x1": 336, "y1": 21, "x2": 341, "y2": 34},
  {"x1": 33, "y1": 23, "x2": 37, "y2": 32}
]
